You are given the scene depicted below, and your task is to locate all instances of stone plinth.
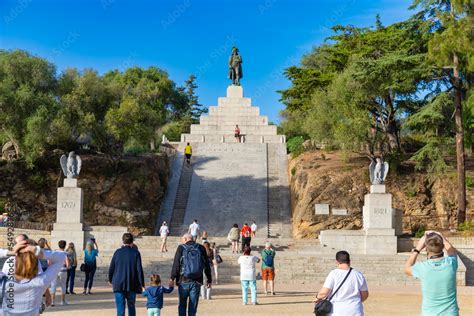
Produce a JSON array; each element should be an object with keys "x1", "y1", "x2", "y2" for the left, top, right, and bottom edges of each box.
[
  {"x1": 226, "y1": 85, "x2": 243, "y2": 98},
  {"x1": 52, "y1": 178, "x2": 84, "y2": 250},
  {"x1": 363, "y1": 189, "x2": 392, "y2": 230},
  {"x1": 320, "y1": 183, "x2": 397, "y2": 255},
  {"x1": 320, "y1": 230, "x2": 366, "y2": 253}
]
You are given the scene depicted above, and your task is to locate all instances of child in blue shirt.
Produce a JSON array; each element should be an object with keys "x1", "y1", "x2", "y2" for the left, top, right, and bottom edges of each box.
[{"x1": 143, "y1": 274, "x2": 174, "y2": 316}]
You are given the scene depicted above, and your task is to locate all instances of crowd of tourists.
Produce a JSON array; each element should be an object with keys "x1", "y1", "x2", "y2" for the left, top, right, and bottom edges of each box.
[{"x1": 0, "y1": 226, "x2": 461, "y2": 316}]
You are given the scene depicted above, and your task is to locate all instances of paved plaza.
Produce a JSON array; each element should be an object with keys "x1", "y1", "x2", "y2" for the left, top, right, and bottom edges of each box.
[{"x1": 44, "y1": 284, "x2": 474, "y2": 316}]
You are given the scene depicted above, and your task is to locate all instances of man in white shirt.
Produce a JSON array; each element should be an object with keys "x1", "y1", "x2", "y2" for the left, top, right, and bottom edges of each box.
[
  {"x1": 314, "y1": 251, "x2": 369, "y2": 316},
  {"x1": 188, "y1": 219, "x2": 200, "y2": 241},
  {"x1": 250, "y1": 221, "x2": 257, "y2": 237}
]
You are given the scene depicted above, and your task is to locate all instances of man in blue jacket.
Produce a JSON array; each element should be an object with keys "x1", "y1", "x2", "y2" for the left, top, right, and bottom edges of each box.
[{"x1": 108, "y1": 233, "x2": 145, "y2": 316}]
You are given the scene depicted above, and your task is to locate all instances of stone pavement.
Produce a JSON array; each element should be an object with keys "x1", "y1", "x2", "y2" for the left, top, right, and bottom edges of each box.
[{"x1": 44, "y1": 283, "x2": 474, "y2": 316}]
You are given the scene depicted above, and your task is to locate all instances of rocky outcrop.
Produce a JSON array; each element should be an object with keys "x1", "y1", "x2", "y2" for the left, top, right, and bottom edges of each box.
[
  {"x1": 289, "y1": 150, "x2": 470, "y2": 238},
  {"x1": 0, "y1": 153, "x2": 169, "y2": 235}
]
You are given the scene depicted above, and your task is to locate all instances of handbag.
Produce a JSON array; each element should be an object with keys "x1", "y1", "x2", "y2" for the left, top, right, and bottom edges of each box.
[
  {"x1": 80, "y1": 263, "x2": 86, "y2": 272},
  {"x1": 314, "y1": 268, "x2": 353, "y2": 315},
  {"x1": 216, "y1": 254, "x2": 223, "y2": 264}
]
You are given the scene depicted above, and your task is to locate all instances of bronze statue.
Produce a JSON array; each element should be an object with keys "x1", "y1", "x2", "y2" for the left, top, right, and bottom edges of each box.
[{"x1": 228, "y1": 47, "x2": 243, "y2": 85}]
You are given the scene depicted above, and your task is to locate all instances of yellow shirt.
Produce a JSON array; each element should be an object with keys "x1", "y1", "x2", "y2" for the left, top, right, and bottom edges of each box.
[{"x1": 185, "y1": 145, "x2": 192, "y2": 155}]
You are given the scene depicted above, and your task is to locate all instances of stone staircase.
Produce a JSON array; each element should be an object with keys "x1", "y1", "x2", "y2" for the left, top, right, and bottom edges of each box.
[
  {"x1": 66, "y1": 236, "x2": 424, "y2": 287},
  {"x1": 169, "y1": 160, "x2": 194, "y2": 235},
  {"x1": 0, "y1": 230, "x2": 470, "y2": 287},
  {"x1": 267, "y1": 143, "x2": 292, "y2": 238}
]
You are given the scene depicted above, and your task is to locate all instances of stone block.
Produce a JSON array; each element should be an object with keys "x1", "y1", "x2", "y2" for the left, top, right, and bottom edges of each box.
[
  {"x1": 364, "y1": 235, "x2": 397, "y2": 254},
  {"x1": 217, "y1": 97, "x2": 251, "y2": 107},
  {"x1": 209, "y1": 106, "x2": 259, "y2": 116},
  {"x1": 320, "y1": 230, "x2": 365, "y2": 253},
  {"x1": 315, "y1": 204, "x2": 329, "y2": 215},
  {"x1": 392, "y1": 208, "x2": 403, "y2": 236},
  {"x1": 365, "y1": 228, "x2": 395, "y2": 235},
  {"x1": 51, "y1": 228, "x2": 84, "y2": 250},
  {"x1": 370, "y1": 185, "x2": 386, "y2": 193},
  {"x1": 363, "y1": 193, "x2": 392, "y2": 229},
  {"x1": 63, "y1": 178, "x2": 77, "y2": 187},
  {"x1": 56, "y1": 187, "x2": 83, "y2": 223},
  {"x1": 226, "y1": 85, "x2": 243, "y2": 98},
  {"x1": 332, "y1": 208, "x2": 347, "y2": 216}
]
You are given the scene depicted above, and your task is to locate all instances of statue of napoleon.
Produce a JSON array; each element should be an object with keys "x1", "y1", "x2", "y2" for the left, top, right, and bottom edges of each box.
[{"x1": 228, "y1": 47, "x2": 243, "y2": 85}]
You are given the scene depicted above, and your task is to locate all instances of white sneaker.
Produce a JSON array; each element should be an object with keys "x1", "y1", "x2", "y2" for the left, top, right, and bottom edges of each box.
[{"x1": 60, "y1": 301, "x2": 69, "y2": 306}]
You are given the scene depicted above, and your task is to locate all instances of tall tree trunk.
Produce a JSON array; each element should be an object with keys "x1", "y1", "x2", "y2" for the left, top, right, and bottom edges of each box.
[
  {"x1": 453, "y1": 53, "x2": 467, "y2": 224},
  {"x1": 385, "y1": 95, "x2": 401, "y2": 153}
]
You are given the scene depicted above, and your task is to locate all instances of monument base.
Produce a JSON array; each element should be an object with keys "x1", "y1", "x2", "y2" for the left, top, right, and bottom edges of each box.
[
  {"x1": 319, "y1": 229, "x2": 397, "y2": 254},
  {"x1": 52, "y1": 178, "x2": 85, "y2": 249},
  {"x1": 51, "y1": 225, "x2": 84, "y2": 250},
  {"x1": 364, "y1": 228, "x2": 397, "y2": 254},
  {"x1": 319, "y1": 185, "x2": 398, "y2": 255}
]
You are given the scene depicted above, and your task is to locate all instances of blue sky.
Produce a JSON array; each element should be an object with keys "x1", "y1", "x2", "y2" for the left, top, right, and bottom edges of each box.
[{"x1": 0, "y1": 0, "x2": 413, "y2": 122}]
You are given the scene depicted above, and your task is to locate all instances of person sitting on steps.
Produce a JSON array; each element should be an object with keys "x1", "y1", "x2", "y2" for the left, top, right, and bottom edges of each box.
[{"x1": 234, "y1": 125, "x2": 241, "y2": 143}]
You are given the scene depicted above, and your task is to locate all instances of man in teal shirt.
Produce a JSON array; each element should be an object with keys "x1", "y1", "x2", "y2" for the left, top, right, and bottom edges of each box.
[{"x1": 404, "y1": 231, "x2": 459, "y2": 315}]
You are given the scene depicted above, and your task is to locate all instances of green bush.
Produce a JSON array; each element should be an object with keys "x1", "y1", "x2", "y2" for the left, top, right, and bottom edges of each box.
[
  {"x1": 458, "y1": 219, "x2": 474, "y2": 231},
  {"x1": 162, "y1": 121, "x2": 186, "y2": 142},
  {"x1": 30, "y1": 172, "x2": 47, "y2": 186},
  {"x1": 287, "y1": 136, "x2": 305, "y2": 158},
  {"x1": 411, "y1": 223, "x2": 426, "y2": 238},
  {"x1": 466, "y1": 177, "x2": 474, "y2": 189},
  {"x1": 291, "y1": 167, "x2": 296, "y2": 176}
]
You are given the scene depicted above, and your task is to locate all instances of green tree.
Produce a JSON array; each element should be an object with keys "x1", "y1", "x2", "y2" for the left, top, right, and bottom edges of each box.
[
  {"x1": 0, "y1": 50, "x2": 57, "y2": 158},
  {"x1": 411, "y1": 0, "x2": 474, "y2": 222},
  {"x1": 105, "y1": 97, "x2": 160, "y2": 152}
]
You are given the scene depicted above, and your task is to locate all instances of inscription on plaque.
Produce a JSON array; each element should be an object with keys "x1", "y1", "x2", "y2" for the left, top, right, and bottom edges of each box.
[
  {"x1": 61, "y1": 201, "x2": 76, "y2": 208},
  {"x1": 373, "y1": 207, "x2": 388, "y2": 215}
]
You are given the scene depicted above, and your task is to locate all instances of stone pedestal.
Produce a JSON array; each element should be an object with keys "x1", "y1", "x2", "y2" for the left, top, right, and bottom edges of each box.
[
  {"x1": 362, "y1": 185, "x2": 397, "y2": 254},
  {"x1": 51, "y1": 178, "x2": 84, "y2": 250},
  {"x1": 320, "y1": 184, "x2": 397, "y2": 254}
]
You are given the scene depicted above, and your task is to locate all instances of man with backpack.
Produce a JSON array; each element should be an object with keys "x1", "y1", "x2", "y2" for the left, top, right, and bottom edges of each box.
[
  {"x1": 261, "y1": 242, "x2": 276, "y2": 295},
  {"x1": 170, "y1": 233, "x2": 212, "y2": 316}
]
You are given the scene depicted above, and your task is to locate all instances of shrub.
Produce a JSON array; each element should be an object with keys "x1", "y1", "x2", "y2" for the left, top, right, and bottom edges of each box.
[
  {"x1": 287, "y1": 136, "x2": 305, "y2": 158},
  {"x1": 466, "y1": 177, "x2": 474, "y2": 189},
  {"x1": 458, "y1": 220, "x2": 474, "y2": 236},
  {"x1": 411, "y1": 223, "x2": 426, "y2": 238}
]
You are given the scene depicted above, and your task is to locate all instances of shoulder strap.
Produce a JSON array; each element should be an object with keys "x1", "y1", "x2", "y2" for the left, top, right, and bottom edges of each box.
[{"x1": 328, "y1": 268, "x2": 352, "y2": 301}]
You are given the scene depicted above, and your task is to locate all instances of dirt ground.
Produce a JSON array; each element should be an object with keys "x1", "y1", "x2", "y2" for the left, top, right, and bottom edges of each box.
[{"x1": 45, "y1": 283, "x2": 474, "y2": 316}]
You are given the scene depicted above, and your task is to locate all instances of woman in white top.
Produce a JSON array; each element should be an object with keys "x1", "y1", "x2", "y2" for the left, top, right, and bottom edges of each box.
[
  {"x1": 159, "y1": 221, "x2": 170, "y2": 252},
  {"x1": 314, "y1": 251, "x2": 369, "y2": 316},
  {"x1": 237, "y1": 246, "x2": 260, "y2": 305},
  {"x1": 0, "y1": 241, "x2": 67, "y2": 315}
]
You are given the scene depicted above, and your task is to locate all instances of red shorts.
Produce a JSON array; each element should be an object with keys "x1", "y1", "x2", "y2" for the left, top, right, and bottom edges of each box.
[{"x1": 262, "y1": 268, "x2": 275, "y2": 281}]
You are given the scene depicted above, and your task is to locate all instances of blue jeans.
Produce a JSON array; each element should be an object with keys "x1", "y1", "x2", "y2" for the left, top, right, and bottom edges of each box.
[
  {"x1": 66, "y1": 266, "x2": 76, "y2": 292},
  {"x1": 241, "y1": 280, "x2": 257, "y2": 304},
  {"x1": 114, "y1": 291, "x2": 137, "y2": 316},
  {"x1": 178, "y1": 281, "x2": 201, "y2": 316}
]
